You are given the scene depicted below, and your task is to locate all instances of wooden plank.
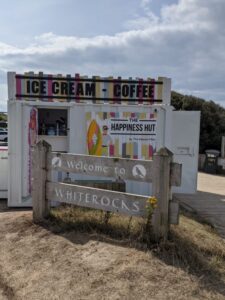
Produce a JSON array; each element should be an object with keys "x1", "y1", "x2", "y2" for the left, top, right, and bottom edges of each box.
[
  {"x1": 152, "y1": 148, "x2": 173, "y2": 241},
  {"x1": 46, "y1": 181, "x2": 148, "y2": 217},
  {"x1": 48, "y1": 152, "x2": 154, "y2": 182},
  {"x1": 169, "y1": 200, "x2": 179, "y2": 225},
  {"x1": 72, "y1": 180, "x2": 126, "y2": 192},
  {"x1": 170, "y1": 162, "x2": 182, "y2": 186},
  {"x1": 32, "y1": 140, "x2": 51, "y2": 222}
]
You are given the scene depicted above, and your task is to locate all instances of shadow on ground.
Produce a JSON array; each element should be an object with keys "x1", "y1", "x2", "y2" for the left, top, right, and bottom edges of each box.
[
  {"x1": 175, "y1": 191, "x2": 225, "y2": 238},
  {"x1": 0, "y1": 199, "x2": 31, "y2": 213}
]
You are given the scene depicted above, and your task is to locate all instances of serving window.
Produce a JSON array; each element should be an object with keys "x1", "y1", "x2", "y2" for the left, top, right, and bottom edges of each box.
[{"x1": 38, "y1": 108, "x2": 68, "y2": 136}]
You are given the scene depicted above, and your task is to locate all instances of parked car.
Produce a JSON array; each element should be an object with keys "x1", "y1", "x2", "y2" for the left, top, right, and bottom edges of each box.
[
  {"x1": 0, "y1": 130, "x2": 8, "y2": 141},
  {"x1": 0, "y1": 121, "x2": 7, "y2": 130}
]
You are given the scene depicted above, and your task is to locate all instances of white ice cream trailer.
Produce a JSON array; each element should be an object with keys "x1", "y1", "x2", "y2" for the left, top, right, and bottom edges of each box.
[{"x1": 6, "y1": 72, "x2": 200, "y2": 207}]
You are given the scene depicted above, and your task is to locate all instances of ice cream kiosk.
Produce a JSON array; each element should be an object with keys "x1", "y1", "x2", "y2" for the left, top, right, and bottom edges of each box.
[{"x1": 7, "y1": 72, "x2": 200, "y2": 207}]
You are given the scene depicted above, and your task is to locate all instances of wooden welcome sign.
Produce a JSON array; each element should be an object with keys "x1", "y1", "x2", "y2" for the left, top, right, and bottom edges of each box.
[{"x1": 32, "y1": 141, "x2": 181, "y2": 241}]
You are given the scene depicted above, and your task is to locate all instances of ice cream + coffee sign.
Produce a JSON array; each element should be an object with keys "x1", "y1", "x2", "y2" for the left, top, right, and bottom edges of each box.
[{"x1": 15, "y1": 73, "x2": 163, "y2": 102}]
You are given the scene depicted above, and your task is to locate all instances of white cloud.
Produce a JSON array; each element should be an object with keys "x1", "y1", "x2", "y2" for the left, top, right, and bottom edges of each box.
[
  {"x1": 0, "y1": 0, "x2": 225, "y2": 109},
  {"x1": 126, "y1": 0, "x2": 158, "y2": 29},
  {"x1": 141, "y1": 0, "x2": 151, "y2": 9}
]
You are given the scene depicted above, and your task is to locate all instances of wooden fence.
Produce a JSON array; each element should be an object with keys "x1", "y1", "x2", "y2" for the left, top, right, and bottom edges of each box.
[{"x1": 32, "y1": 140, "x2": 182, "y2": 241}]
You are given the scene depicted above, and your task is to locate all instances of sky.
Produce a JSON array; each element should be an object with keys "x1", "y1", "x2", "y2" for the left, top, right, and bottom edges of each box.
[{"x1": 0, "y1": 0, "x2": 225, "y2": 111}]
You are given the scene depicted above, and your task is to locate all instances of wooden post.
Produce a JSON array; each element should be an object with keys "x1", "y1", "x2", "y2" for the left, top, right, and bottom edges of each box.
[
  {"x1": 32, "y1": 140, "x2": 52, "y2": 222},
  {"x1": 152, "y1": 147, "x2": 173, "y2": 241}
]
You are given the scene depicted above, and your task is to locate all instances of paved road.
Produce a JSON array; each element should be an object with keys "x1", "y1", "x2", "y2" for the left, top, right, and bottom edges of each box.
[{"x1": 175, "y1": 172, "x2": 225, "y2": 238}]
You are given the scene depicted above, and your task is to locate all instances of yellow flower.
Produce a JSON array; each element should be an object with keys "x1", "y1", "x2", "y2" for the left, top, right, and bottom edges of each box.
[
  {"x1": 146, "y1": 196, "x2": 158, "y2": 216},
  {"x1": 148, "y1": 196, "x2": 157, "y2": 205}
]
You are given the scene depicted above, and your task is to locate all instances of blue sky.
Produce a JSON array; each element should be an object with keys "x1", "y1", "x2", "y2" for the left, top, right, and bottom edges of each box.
[{"x1": 0, "y1": 0, "x2": 225, "y2": 110}]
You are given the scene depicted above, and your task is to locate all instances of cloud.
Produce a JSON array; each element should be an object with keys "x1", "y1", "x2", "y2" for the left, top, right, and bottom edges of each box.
[
  {"x1": 125, "y1": 0, "x2": 158, "y2": 29},
  {"x1": 0, "y1": 0, "x2": 225, "y2": 110}
]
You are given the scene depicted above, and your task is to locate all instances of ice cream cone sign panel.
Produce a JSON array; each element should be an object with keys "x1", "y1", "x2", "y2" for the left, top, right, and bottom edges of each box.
[{"x1": 87, "y1": 120, "x2": 102, "y2": 156}]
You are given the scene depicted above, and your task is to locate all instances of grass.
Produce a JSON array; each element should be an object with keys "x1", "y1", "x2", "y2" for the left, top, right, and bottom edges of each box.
[
  {"x1": 1, "y1": 201, "x2": 224, "y2": 299},
  {"x1": 47, "y1": 205, "x2": 225, "y2": 297},
  {"x1": 48, "y1": 205, "x2": 146, "y2": 242},
  {"x1": 47, "y1": 204, "x2": 225, "y2": 278}
]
